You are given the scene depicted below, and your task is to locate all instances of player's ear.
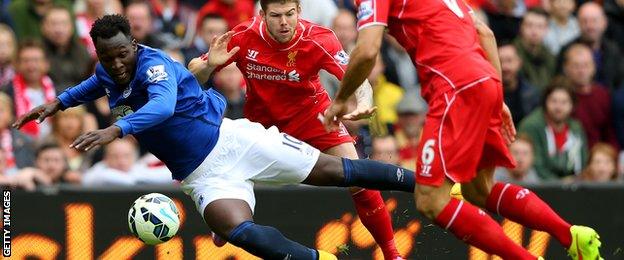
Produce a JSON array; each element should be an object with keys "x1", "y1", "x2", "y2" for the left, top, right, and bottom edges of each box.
[
  {"x1": 259, "y1": 9, "x2": 265, "y2": 19},
  {"x1": 132, "y1": 39, "x2": 138, "y2": 52}
]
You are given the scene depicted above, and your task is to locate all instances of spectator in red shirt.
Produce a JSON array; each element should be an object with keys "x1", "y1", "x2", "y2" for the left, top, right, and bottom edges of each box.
[
  {"x1": 197, "y1": 0, "x2": 255, "y2": 30},
  {"x1": 563, "y1": 43, "x2": 619, "y2": 150}
]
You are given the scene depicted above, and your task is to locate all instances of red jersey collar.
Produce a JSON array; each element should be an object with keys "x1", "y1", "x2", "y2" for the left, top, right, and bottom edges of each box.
[{"x1": 259, "y1": 19, "x2": 306, "y2": 51}]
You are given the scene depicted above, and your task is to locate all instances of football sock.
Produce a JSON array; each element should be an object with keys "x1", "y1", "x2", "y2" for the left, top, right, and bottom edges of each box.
[
  {"x1": 228, "y1": 221, "x2": 317, "y2": 259},
  {"x1": 435, "y1": 198, "x2": 537, "y2": 259},
  {"x1": 341, "y1": 158, "x2": 415, "y2": 192},
  {"x1": 486, "y1": 183, "x2": 573, "y2": 248},
  {"x1": 351, "y1": 189, "x2": 401, "y2": 259}
]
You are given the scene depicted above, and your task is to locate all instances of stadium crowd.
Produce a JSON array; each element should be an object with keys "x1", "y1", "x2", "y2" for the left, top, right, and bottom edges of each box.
[{"x1": 0, "y1": 0, "x2": 622, "y2": 190}]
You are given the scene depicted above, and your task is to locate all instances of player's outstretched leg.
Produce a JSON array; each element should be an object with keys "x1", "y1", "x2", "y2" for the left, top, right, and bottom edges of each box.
[
  {"x1": 302, "y1": 154, "x2": 415, "y2": 192},
  {"x1": 461, "y1": 168, "x2": 603, "y2": 260},
  {"x1": 416, "y1": 180, "x2": 539, "y2": 260},
  {"x1": 350, "y1": 188, "x2": 402, "y2": 260},
  {"x1": 324, "y1": 142, "x2": 402, "y2": 260},
  {"x1": 203, "y1": 199, "x2": 336, "y2": 260}
]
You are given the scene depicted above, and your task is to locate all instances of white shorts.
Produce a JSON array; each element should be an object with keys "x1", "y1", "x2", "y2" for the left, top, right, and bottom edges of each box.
[{"x1": 181, "y1": 118, "x2": 321, "y2": 218}]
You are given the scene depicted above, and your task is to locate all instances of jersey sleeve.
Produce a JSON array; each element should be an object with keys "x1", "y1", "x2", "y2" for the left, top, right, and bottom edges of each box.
[
  {"x1": 317, "y1": 30, "x2": 349, "y2": 80},
  {"x1": 57, "y1": 74, "x2": 106, "y2": 109},
  {"x1": 114, "y1": 61, "x2": 178, "y2": 137},
  {"x1": 356, "y1": 0, "x2": 390, "y2": 31}
]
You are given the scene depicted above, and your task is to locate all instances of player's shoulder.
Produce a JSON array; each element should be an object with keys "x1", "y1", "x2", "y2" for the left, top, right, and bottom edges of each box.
[
  {"x1": 300, "y1": 20, "x2": 340, "y2": 47},
  {"x1": 231, "y1": 16, "x2": 261, "y2": 37},
  {"x1": 136, "y1": 45, "x2": 176, "y2": 83},
  {"x1": 301, "y1": 20, "x2": 337, "y2": 39}
]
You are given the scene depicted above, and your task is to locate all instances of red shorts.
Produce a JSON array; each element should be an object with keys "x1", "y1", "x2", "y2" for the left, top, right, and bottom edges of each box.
[
  {"x1": 286, "y1": 110, "x2": 354, "y2": 152},
  {"x1": 416, "y1": 78, "x2": 516, "y2": 186}
]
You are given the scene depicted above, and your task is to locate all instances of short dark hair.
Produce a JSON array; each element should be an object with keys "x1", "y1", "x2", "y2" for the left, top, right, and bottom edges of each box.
[
  {"x1": 89, "y1": 14, "x2": 132, "y2": 45},
  {"x1": 260, "y1": 0, "x2": 300, "y2": 11},
  {"x1": 542, "y1": 76, "x2": 576, "y2": 108},
  {"x1": 43, "y1": 5, "x2": 72, "y2": 22},
  {"x1": 200, "y1": 13, "x2": 228, "y2": 29},
  {"x1": 35, "y1": 141, "x2": 62, "y2": 159},
  {"x1": 16, "y1": 39, "x2": 45, "y2": 59},
  {"x1": 524, "y1": 8, "x2": 549, "y2": 21}
]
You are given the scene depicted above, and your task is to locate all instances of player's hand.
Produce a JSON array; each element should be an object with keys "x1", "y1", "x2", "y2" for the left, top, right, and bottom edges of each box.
[
  {"x1": 342, "y1": 105, "x2": 377, "y2": 121},
  {"x1": 322, "y1": 100, "x2": 349, "y2": 132},
  {"x1": 206, "y1": 31, "x2": 241, "y2": 67},
  {"x1": 501, "y1": 103, "x2": 516, "y2": 145},
  {"x1": 12, "y1": 99, "x2": 62, "y2": 129},
  {"x1": 70, "y1": 126, "x2": 121, "y2": 152}
]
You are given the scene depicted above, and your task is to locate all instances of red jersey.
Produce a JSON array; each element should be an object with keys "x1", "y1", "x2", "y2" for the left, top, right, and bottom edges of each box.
[
  {"x1": 355, "y1": 0, "x2": 499, "y2": 100},
  {"x1": 219, "y1": 17, "x2": 349, "y2": 134}
]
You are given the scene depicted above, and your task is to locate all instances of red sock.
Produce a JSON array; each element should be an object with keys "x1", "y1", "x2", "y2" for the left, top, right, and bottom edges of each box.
[
  {"x1": 352, "y1": 189, "x2": 400, "y2": 259},
  {"x1": 486, "y1": 183, "x2": 572, "y2": 248},
  {"x1": 435, "y1": 198, "x2": 536, "y2": 260}
]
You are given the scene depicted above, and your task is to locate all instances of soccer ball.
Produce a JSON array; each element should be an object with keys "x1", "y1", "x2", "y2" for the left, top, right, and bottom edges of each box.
[{"x1": 128, "y1": 193, "x2": 180, "y2": 245}]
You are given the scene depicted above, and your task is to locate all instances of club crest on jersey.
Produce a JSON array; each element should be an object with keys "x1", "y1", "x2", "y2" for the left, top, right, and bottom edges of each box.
[
  {"x1": 111, "y1": 105, "x2": 134, "y2": 119},
  {"x1": 357, "y1": 0, "x2": 374, "y2": 21},
  {"x1": 247, "y1": 49, "x2": 259, "y2": 61},
  {"x1": 286, "y1": 50, "x2": 298, "y2": 67},
  {"x1": 334, "y1": 50, "x2": 349, "y2": 65},
  {"x1": 146, "y1": 64, "x2": 168, "y2": 83},
  {"x1": 122, "y1": 86, "x2": 132, "y2": 98}
]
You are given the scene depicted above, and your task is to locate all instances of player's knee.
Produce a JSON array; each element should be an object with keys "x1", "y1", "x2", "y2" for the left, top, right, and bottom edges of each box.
[
  {"x1": 307, "y1": 154, "x2": 345, "y2": 185},
  {"x1": 415, "y1": 186, "x2": 448, "y2": 219},
  {"x1": 206, "y1": 217, "x2": 243, "y2": 240}
]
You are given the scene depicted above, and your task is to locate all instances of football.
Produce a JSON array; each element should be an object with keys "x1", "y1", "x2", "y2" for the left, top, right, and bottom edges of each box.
[{"x1": 128, "y1": 193, "x2": 180, "y2": 245}]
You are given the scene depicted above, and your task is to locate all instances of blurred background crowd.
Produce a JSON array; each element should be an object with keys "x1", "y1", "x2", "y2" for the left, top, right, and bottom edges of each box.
[{"x1": 0, "y1": 0, "x2": 622, "y2": 191}]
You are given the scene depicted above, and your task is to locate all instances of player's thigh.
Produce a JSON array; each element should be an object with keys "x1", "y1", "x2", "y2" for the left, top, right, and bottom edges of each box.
[
  {"x1": 203, "y1": 199, "x2": 253, "y2": 239},
  {"x1": 476, "y1": 83, "x2": 516, "y2": 172},
  {"x1": 245, "y1": 125, "x2": 321, "y2": 185},
  {"x1": 415, "y1": 81, "x2": 501, "y2": 186}
]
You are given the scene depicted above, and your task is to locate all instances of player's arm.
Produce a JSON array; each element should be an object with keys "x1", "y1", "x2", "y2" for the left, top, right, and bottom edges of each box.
[
  {"x1": 323, "y1": 25, "x2": 385, "y2": 128},
  {"x1": 342, "y1": 79, "x2": 376, "y2": 120},
  {"x1": 188, "y1": 31, "x2": 240, "y2": 85},
  {"x1": 469, "y1": 9, "x2": 517, "y2": 142},
  {"x1": 470, "y1": 10, "x2": 501, "y2": 78},
  {"x1": 72, "y1": 63, "x2": 178, "y2": 152},
  {"x1": 12, "y1": 74, "x2": 105, "y2": 129}
]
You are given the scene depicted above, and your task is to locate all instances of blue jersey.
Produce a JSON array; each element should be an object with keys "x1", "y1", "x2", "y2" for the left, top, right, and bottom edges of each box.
[{"x1": 58, "y1": 45, "x2": 226, "y2": 180}]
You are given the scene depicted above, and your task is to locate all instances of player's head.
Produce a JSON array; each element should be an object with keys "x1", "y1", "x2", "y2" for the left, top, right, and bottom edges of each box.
[
  {"x1": 90, "y1": 14, "x2": 137, "y2": 85},
  {"x1": 259, "y1": 0, "x2": 301, "y2": 43},
  {"x1": 542, "y1": 76, "x2": 576, "y2": 124}
]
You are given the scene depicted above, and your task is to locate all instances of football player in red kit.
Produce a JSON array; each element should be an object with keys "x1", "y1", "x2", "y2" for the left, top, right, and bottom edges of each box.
[
  {"x1": 323, "y1": 0, "x2": 602, "y2": 259},
  {"x1": 189, "y1": 0, "x2": 402, "y2": 258}
]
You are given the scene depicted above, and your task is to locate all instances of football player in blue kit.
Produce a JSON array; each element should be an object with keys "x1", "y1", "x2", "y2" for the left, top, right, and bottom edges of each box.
[{"x1": 14, "y1": 14, "x2": 415, "y2": 260}]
